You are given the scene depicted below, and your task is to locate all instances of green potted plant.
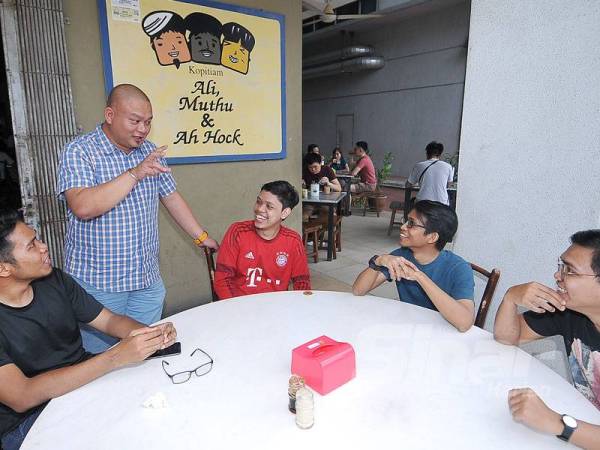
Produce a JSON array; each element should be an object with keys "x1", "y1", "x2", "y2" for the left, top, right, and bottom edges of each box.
[{"x1": 376, "y1": 152, "x2": 394, "y2": 188}]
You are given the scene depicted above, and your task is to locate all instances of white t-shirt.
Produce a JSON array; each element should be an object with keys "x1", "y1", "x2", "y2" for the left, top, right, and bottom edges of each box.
[{"x1": 408, "y1": 159, "x2": 454, "y2": 205}]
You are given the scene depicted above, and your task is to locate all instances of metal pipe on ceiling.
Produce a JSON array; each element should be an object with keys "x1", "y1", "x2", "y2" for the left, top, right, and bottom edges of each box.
[
  {"x1": 303, "y1": 45, "x2": 374, "y2": 68},
  {"x1": 302, "y1": 55, "x2": 385, "y2": 80}
]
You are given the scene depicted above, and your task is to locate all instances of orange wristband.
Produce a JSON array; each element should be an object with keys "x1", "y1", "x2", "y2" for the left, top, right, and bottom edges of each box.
[{"x1": 193, "y1": 231, "x2": 209, "y2": 246}]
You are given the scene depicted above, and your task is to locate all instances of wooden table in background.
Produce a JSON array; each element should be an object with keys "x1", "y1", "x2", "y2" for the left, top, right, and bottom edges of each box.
[{"x1": 302, "y1": 191, "x2": 347, "y2": 261}]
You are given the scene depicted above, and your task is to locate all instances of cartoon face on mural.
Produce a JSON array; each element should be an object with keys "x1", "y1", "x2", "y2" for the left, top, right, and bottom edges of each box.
[
  {"x1": 142, "y1": 11, "x2": 191, "y2": 68},
  {"x1": 184, "y1": 13, "x2": 222, "y2": 65},
  {"x1": 220, "y1": 22, "x2": 255, "y2": 75}
]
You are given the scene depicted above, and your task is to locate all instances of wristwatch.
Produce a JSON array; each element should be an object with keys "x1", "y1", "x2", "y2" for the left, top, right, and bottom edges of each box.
[
  {"x1": 368, "y1": 255, "x2": 381, "y2": 271},
  {"x1": 557, "y1": 414, "x2": 577, "y2": 442},
  {"x1": 368, "y1": 255, "x2": 392, "y2": 282}
]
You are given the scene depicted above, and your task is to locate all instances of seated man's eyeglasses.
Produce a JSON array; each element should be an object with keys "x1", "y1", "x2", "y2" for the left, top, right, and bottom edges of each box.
[
  {"x1": 404, "y1": 218, "x2": 426, "y2": 230},
  {"x1": 557, "y1": 258, "x2": 597, "y2": 281},
  {"x1": 162, "y1": 348, "x2": 214, "y2": 384}
]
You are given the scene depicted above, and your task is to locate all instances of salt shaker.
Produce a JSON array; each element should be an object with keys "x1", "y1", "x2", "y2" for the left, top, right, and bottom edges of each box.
[
  {"x1": 295, "y1": 387, "x2": 314, "y2": 429},
  {"x1": 288, "y1": 375, "x2": 305, "y2": 413}
]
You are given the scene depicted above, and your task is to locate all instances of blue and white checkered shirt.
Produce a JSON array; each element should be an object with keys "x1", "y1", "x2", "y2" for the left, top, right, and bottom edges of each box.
[{"x1": 57, "y1": 125, "x2": 177, "y2": 292}]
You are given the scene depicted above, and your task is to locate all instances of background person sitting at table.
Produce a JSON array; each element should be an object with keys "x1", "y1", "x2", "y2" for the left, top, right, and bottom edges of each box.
[
  {"x1": 350, "y1": 141, "x2": 377, "y2": 193},
  {"x1": 328, "y1": 147, "x2": 349, "y2": 172},
  {"x1": 302, "y1": 152, "x2": 341, "y2": 223},
  {"x1": 0, "y1": 209, "x2": 177, "y2": 450},
  {"x1": 352, "y1": 200, "x2": 475, "y2": 332},
  {"x1": 494, "y1": 230, "x2": 600, "y2": 447},
  {"x1": 214, "y1": 181, "x2": 311, "y2": 300},
  {"x1": 406, "y1": 141, "x2": 454, "y2": 205},
  {"x1": 306, "y1": 143, "x2": 324, "y2": 164}
]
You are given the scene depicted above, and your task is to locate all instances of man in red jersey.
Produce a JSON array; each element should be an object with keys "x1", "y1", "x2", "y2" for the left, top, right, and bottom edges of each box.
[{"x1": 214, "y1": 180, "x2": 311, "y2": 299}]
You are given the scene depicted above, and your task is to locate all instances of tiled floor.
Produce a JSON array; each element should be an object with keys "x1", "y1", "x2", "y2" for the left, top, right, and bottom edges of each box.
[{"x1": 308, "y1": 209, "x2": 401, "y2": 299}]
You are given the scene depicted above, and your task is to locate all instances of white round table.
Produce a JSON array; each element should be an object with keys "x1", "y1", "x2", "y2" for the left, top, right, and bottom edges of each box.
[{"x1": 22, "y1": 291, "x2": 600, "y2": 449}]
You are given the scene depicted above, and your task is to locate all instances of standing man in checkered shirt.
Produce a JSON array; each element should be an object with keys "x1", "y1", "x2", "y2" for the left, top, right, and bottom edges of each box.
[{"x1": 57, "y1": 84, "x2": 219, "y2": 354}]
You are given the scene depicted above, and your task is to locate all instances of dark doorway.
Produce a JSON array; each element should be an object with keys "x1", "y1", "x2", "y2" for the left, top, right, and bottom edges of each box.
[{"x1": 0, "y1": 26, "x2": 21, "y2": 210}]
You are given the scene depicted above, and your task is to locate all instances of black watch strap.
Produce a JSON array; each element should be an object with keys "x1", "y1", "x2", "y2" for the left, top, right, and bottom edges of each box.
[
  {"x1": 557, "y1": 415, "x2": 577, "y2": 442},
  {"x1": 368, "y1": 255, "x2": 380, "y2": 271},
  {"x1": 368, "y1": 255, "x2": 392, "y2": 282}
]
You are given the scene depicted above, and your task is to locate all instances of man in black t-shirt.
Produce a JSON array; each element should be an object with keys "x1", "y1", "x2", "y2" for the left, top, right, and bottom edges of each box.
[
  {"x1": 494, "y1": 230, "x2": 600, "y2": 448},
  {"x1": 301, "y1": 152, "x2": 342, "y2": 225},
  {"x1": 302, "y1": 152, "x2": 341, "y2": 191},
  {"x1": 0, "y1": 210, "x2": 177, "y2": 449}
]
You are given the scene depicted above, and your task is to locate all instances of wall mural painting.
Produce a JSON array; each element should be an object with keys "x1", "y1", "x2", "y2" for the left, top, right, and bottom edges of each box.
[{"x1": 98, "y1": 0, "x2": 285, "y2": 164}]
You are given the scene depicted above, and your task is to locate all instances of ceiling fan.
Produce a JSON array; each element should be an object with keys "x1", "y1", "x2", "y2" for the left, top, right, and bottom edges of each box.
[{"x1": 303, "y1": 0, "x2": 382, "y2": 26}]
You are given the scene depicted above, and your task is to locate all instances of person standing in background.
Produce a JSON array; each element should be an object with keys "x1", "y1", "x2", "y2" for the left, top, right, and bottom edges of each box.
[{"x1": 406, "y1": 141, "x2": 453, "y2": 205}]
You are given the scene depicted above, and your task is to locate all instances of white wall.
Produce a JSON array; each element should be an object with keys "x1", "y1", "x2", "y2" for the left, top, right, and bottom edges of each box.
[
  {"x1": 303, "y1": 2, "x2": 469, "y2": 176},
  {"x1": 455, "y1": 0, "x2": 600, "y2": 329}
]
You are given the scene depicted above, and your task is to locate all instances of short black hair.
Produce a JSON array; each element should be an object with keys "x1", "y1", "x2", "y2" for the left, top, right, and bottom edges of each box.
[
  {"x1": 307, "y1": 144, "x2": 319, "y2": 153},
  {"x1": 304, "y1": 152, "x2": 322, "y2": 166},
  {"x1": 570, "y1": 230, "x2": 600, "y2": 279},
  {"x1": 185, "y1": 12, "x2": 222, "y2": 37},
  {"x1": 0, "y1": 209, "x2": 21, "y2": 264},
  {"x1": 426, "y1": 141, "x2": 444, "y2": 159},
  {"x1": 355, "y1": 141, "x2": 369, "y2": 154},
  {"x1": 222, "y1": 22, "x2": 255, "y2": 52},
  {"x1": 261, "y1": 181, "x2": 299, "y2": 210},
  {"x1": 411, "y1": 200, "x2": 457, "y2": 250}
]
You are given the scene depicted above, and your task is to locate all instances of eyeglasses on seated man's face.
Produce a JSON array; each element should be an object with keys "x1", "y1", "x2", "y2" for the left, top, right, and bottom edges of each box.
[
  {"x1": 556, "y1": 258, "x2": 597, "y2": 282},
  {"x1": 402, "y1": 217, "x2": 426, "y2": 230}
]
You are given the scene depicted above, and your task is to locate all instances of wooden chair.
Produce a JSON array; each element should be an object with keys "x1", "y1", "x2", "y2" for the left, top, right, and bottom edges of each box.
[
  {"x1": 203, "y1": 247, "x2": 219, "y2": 302},
  {"x1": 471, "y1": 263, "x2": 501, "y2": 329},
  {"x1": 387, "y1": 200, "x2": 404, "y2": 236},
  {"x1": 317, "y1": 216, "x2": 343, "y2": 258},
  {"x1": 334, "y1": 216, "x2": 342, "y2": 256},
  {"x1": 302, "y1": 222, "x2": 321, "y2": 263}
]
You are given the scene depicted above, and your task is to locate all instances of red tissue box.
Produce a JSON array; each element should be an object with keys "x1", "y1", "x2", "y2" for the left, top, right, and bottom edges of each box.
[{"x1": 291, "y1": 335, "x2": 356, "y2": 395}]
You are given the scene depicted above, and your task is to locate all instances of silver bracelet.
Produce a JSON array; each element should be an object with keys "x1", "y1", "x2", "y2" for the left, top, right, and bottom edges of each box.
[{"x1": 127, "y1": 169, "x2": 139, "y2": 182}]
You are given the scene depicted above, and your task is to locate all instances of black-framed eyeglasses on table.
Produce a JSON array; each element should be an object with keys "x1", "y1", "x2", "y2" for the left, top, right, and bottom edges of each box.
[{"x1": 162, "y1": 348, "x2": 214, "y2": 384}]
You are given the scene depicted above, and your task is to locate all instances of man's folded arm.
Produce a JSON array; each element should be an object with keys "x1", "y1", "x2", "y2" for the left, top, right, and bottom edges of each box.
[
  {"x1": 88, "y1": 307, "x2": 145, "y2": 339},
  {"x1": 0, "y1": 324, "x2": 165, "y2": 413}
]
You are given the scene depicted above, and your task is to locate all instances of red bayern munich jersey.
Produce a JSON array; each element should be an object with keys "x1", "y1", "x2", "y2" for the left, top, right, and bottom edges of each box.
[{"x1": 214, "y1": 220, "x2": 311, "y2": 300}]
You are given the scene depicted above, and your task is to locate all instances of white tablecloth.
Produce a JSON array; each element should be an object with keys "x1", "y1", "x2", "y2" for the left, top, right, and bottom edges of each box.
[{"x1": 23, "y1": 291, "x2": 600, "y2": 449}]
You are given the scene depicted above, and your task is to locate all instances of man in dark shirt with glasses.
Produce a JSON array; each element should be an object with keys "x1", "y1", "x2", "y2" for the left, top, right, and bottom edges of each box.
[
  {"x1": 494, "y1": 230, "x2": 600, "y2": 448},
  {"x1": 0, "y1": 209, "x2": 177, "y2": 449}
]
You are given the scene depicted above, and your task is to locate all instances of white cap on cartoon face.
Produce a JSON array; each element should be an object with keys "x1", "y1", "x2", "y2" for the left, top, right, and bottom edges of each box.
[{"x1": 142, "y1": 11, "x2": 174, "y2": 37}]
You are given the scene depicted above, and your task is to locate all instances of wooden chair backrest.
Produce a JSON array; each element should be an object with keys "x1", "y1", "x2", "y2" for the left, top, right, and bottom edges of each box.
[
  {"x1": 471, "y1": 263, "x2": 501, "y2": 329},
  {"x1": 204, "y1": 247, "x2": 218, "y2": 302}
]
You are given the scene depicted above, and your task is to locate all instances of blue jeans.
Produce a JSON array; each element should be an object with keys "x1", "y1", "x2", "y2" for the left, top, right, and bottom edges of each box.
[
  {"x1": 1, "y1": 406, "x2": 44, "y2": 450},
  {"x1": 72, "y1": 276, "x2": 166, "y2": 354}
]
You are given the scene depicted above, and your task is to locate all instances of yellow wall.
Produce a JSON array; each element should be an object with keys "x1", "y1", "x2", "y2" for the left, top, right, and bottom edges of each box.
[{"x1": 63, "y1": 0, "x2": 302, "y2": 316}]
